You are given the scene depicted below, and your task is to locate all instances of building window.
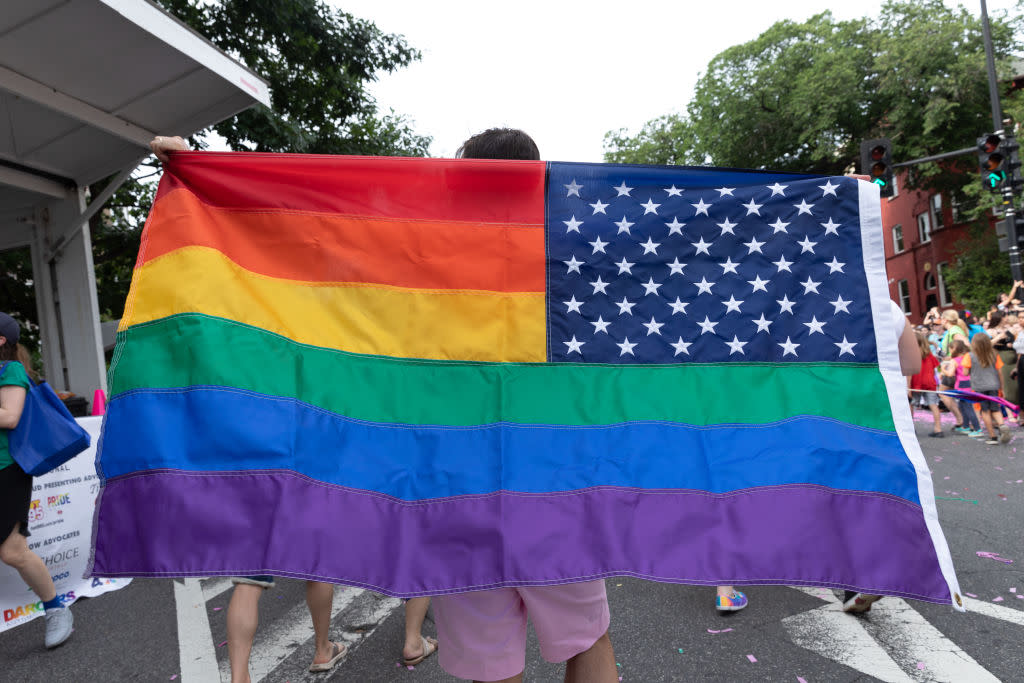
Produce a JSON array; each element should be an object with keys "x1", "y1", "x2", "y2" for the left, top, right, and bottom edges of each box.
[
  {"x1": 888, "y1": 174, "x2": 900, "y2": 200},
  {"x1": 937, "y1": 262, "x2": 951, "y2": 306},
  {"x1": 898, "y1": 279, "x2": 911, "y2": 314},
  {"x1": 931, "y1": 194, "x2": 944, "y2": 230},
  {"x1": 924, "y1": 272, "x2": 936, "y2": 290},
  {"x1": 951, "y1": 196, "x2": 963, "y2": 224},
  {"x1": 892, "y1": 224, "x2": 904, "y2": 253},
  {"x1": 917, "y1": 212, "x2": 932, "y2": 243}
]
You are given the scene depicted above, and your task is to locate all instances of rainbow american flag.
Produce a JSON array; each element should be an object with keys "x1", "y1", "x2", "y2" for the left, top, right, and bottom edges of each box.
[{"x1": 89, "y1": 152, "x2": 961, "y2": 606}]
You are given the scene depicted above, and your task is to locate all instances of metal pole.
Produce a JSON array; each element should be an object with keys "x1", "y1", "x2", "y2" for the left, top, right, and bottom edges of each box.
[{"x1": 981, "y1": 0, "x2": 1022, "y2": 280}]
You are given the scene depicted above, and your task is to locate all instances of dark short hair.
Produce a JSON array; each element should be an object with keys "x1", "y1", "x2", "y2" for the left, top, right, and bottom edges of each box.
[{"x1": 456, "y1": 128, "x2": 540, "y2": 161}]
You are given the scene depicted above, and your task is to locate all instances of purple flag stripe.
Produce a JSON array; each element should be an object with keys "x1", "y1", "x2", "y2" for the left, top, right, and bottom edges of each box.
[{"x1": 91, "y1": 470, "x2": 949, "y2": 602}]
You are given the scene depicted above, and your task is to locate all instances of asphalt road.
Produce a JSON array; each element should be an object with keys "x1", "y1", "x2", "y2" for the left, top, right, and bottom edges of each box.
[{"x1": 3, "y1": 414, "x2": 1023, "y2": 682}]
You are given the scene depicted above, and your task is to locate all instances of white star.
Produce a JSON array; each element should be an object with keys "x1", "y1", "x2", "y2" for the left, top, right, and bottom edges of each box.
[
  {"x1": 615, "y1": 216, "x2": 635, "y2": 234},
  {"x1": 665, "y1": 185, "x2": 684, "y2": 197},
  {"x1": 744, "y1": 236, "x2": 765, "y2": 254},
  {"x1": 691, "y1": 236, "x2": 712, "y2": 255},
  {"x1": 830, "y1": 295, "x2": 852, "y2": 314},
  {"x1": 665, "y1": 217, "x2": 685, "y2": 235},
  {"x1": 563, "y1": 215, "x2": 583, "y2": 233},
  {"x1": 671, "y1": 337, "x2": 692, "y2": 356},
  {"x1": 742, "y1": 198, "x2": 763, "y2": 215},
  {"x1": 590, "y1": 199, "x2": 608, "y2": 214},
  {"x1": 778, "y1": 336, "x2": 800, "y2": 357},
  {"x1": 716, "y1": 187, "x2": 735, "y2": 197},
  {"x1": 667, "y1": 258, "x2": 686, "y2": 275},
  {"x1": 769, "y1": 218, "x2": 790, "y2": 234},
  {"x1": 725, "y1": 335, "x2": 748, "y2": 355},
  {"x1": 590, "y1": 316, "x2": 611, "y2": 334},
  {"x1": 641, "y1": 198, "x2": 661, "y2": 214},
  {"x1": 820, "y1": 217, "x2": 841, "y2": 236},
  {"x1": 691, "y1": 198, "x2": 712, "y2": 216},
  {"x1": 800, "y1": 277, "x2": 821, "y2": 294},
  {"x1": 564, "y1": 179, "x2": 582, "y2": 197},
  {"x1": 794, "y1": 199, "x2": 815, "y2": 215},
  {"x1": 563, "y1": 335, "x2": 585, "y2": 354},
  {"x1": 717, "y1": 218, "x2": 738, "y2": 234},
  {"x1": 797, "y1": 235, "x2": 817, "y2": 254},
  {"x1": 617, "y1": 337, "x2": 637, "y2": 356},
  {"x1": 563, "y1": 255, "x2": 584, "y2": 274},
  {"x1": 640, "y1": 237, "x2": 661, "y2": 254},
  {"x1": 615, "y1": 297, "x2": 635, "y2": 315},
  {"x1": 719, "y1": 257, "x2": 740, "y2": 274},
  {"x1": 835, "y1": 336, "x2": 857, "y2": 356},
  {"x1": 563, "y1": 295, "x2": 584, "y2": 314},
  {"x1": 722, "y1": 295, "x2": 744, "y2": 313},
  {"x1": 589, "y1": 236, "x2": 608, "y2": 254},
  {"x1": 825, "y1": 256, "x2": 846, "y2": 273},
  {"x1": 773, "y1": 254, "x2": 794, "y2": 272},
  {"x1": 697, "y1": 316, "x2": 719, "y2": 334},
  {"x1": 643, "y1": 317, "x2": 665, "y2": 336},
  {"x1": 590, "y1": 276, "x2": 610, "y2": 295},
  {"x1": 668, "y1": 297, "x2": 689, "y2": 315},
  {"x1": 752, "y1": 313, "x2": 773, "y2": 333},
  {"x1": 803, "y1": 316, "x2": 827, "y2": 335},
  {"x1": 819, "y1": 179, "x2": 840, "y2": 197},
  {"x1": 767, "y1": 182, "x2": 788, "y2": 196},
  {"x1": 641, "y1": 278, "x2": 662, "y2": 295},
  {"x1": 694, "y1": 277, "x2": 715, "y2": 295},
  {"x1": 615, "y1": 257, "x2": 634, "y2": 275},
  {"x1": 613, "y1": 181, "x2": 634, "y2": 197},
  {"x1": 748, "y1": 274, "x2": 770, "y2": 292},
  {"x1": 777, "y1": 295, "x2": 796, "y2": 314}
]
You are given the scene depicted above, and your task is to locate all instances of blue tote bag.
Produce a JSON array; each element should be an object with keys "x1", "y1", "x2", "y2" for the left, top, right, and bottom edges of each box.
[{"x1": 1, "y1": 362, "x2": 91, "y2": 476}]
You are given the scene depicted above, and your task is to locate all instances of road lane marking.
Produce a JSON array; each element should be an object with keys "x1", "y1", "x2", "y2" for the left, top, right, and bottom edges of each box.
[{"x1": 174, "y1": 578, "x2": 221, "y2": 682}]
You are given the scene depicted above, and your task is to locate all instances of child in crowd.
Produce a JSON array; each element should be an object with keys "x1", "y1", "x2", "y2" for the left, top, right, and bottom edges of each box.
[
  {"x1": 965, "y1": 334, "x2": 1011, "y2": 445},
  {"x1": 942, "y1": 340, "x2": 982, "y2": 436},
  {"x1": 910, "y1": 332, "x2": 943, "y2": 437}
]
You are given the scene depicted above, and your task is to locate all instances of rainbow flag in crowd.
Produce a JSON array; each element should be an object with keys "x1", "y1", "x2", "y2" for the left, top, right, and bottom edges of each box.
[{"x1": 89, "y1": 153, "x2": 961, "y2": 606}]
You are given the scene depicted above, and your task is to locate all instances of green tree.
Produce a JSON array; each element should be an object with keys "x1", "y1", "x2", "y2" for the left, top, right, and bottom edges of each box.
[
  {"x1": 941, "y1": 223, "x2": 1013, "y2": 312},
  {"x1": 85, "y1": 0, "x2": 432, "y2": 322}
]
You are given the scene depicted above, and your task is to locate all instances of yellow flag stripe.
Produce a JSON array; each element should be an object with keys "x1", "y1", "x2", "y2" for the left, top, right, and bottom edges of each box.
[{"x1": 122, "y1": 247, "x2": 546, "y2": 362}]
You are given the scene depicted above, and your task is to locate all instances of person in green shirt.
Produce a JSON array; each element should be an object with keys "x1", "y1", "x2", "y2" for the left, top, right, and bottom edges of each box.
[
  {"x1": 0, "y1": 312, "x2": 74, "y2": 649},
  {"x1": 939, "y1": 309, "x2": 969, "y2": 357}
]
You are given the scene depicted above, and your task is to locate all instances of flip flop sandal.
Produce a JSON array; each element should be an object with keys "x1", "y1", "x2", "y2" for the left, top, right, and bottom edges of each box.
[
  {"x1": 402, "y1": 635, "x2": 438, "y2": 666},
  {"x1": 309, "y1": 641, "x2": 347, "y2": 673}
]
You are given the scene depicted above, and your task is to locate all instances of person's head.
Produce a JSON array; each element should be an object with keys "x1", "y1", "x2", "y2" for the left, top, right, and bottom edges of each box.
[
  {"x1": 971, "y1": 332, "x2": 997, "y2": 367},
  {"x1": 456, "y1": 128, "x2": 540, "y2": 161},
  {"x1": 0, "y1": 313, "x2": 33, "y2": 378},
  {"x1": 1008, "y1": 314, "x2": 1019, "y2": 326},
  {"x1": 990, "y1": 310, "x2": 1005, "y2": 328},
  {"x1": 915, "y1": 331, "x2": 932, "y2": 359},
  {"x1": 941, "y1": 309, "x2": 965, "y2": 330},
  {"x1": 963, "y1": 310, "x2": 975, "y2": 325},
  {"x1": 949, "y1": 339, "x2": 970, "y2": 358}
]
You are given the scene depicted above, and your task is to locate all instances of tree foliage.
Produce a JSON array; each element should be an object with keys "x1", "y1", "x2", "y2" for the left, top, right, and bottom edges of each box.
[
  {"x1": 605, "y1": 1, "x2": 1023, "y2": 198},
  {"x1": 942, "y1": 223, "x2": 1013, "y2": 313},
  {"x1": 84, "y1": 0, "x2": 432, "y2": 322}
]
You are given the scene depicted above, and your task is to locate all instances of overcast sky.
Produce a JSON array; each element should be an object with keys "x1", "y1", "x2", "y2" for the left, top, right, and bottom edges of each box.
[{"x1": 331, "y1": 0, "x2": 1019, "y2": 162}]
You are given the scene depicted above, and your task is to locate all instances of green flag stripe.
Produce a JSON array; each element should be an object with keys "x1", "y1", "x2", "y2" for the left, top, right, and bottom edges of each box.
[{"x1": 111, "y1": 314, "x2": 896, "y2": 431}]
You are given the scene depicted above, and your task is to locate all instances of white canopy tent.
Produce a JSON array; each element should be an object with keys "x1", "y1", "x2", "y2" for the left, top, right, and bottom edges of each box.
[{"x1": 0, "y1": 0, "x2": 269, "y2": 401}]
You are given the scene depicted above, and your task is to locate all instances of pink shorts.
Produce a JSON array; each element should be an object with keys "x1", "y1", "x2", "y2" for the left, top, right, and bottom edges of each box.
[{"x1": 432, "y1": 580, "x2": 610, "y2": 681}]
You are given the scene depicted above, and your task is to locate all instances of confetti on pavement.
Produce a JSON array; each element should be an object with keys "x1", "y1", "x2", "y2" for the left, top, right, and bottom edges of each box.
[{"x1": 747, "y1": 654, "x2": 758, "y2": 663}]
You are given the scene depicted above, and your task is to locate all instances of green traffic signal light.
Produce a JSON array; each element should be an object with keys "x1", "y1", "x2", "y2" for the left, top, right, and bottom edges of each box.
[
  {"x1": 989, "y1": 170, "x2": 1007, "y2": 188},
  {"x1": 872, "y1": 178, "x2": 888, "y2": 188}
]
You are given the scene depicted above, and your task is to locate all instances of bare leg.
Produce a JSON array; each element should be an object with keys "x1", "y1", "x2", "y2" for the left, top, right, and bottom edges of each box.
[
  {"x1": 981, "y1": 409, "x2": 996, "y2": 438},
  {"x1": 564, "y1": 630, "x2": 617, "y2": 683},
  {"x1": 929, "y1": 404, "x2": 942, "y2": 433},
  {"x1": 0, "y1": 524, "x2": 56, "y2": 602},
  {"x1": 306, "y1": 581, "x2": 337, "y2": 665},
  {"x1": 940, "y1": 395, "x2": 962, "y2": 425},
  {"x1": 227, "y1": 584, "x2": 264, "y2": 683},
  {"x1": 716, "y1": 585, "x2": 734, "y2": 598},
  {"x1": 403, "y1": 597, "x2": 436, "y2": 660}
]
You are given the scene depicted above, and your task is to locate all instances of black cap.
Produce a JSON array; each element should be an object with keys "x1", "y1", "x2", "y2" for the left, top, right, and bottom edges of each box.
[{"x1": 0, "y1": 313, "x2": 20, "y2": 345}]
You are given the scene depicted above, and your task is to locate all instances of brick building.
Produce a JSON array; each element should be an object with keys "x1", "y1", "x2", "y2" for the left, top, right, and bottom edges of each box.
[{"x1": 881, "y1": 173, "x2": 998, "y2": 324}]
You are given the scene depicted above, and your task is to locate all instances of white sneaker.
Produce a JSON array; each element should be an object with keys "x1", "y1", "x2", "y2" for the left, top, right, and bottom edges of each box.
[{"x1": 44, "y1": 606, "x2": 73, "y2": 649}]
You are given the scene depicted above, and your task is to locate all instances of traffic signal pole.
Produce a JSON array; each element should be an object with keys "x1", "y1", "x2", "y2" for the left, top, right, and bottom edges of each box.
[{"x1": 980, "y1": 0, "x2": 1023, "y2": 280}]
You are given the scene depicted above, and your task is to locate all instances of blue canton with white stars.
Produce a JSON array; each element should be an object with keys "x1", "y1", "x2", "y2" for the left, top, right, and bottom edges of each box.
[{"x1": 546, "y1": 162, "x2": 876, "y2": 364}]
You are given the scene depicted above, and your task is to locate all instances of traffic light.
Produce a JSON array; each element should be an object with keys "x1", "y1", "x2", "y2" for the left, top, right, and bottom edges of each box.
[
  {"x1": 978, "y1": 133, "x2": 1007, "y2": 192},
  {"x1": 860, "y1": 138, "x2": 894, "y2": 198}
]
